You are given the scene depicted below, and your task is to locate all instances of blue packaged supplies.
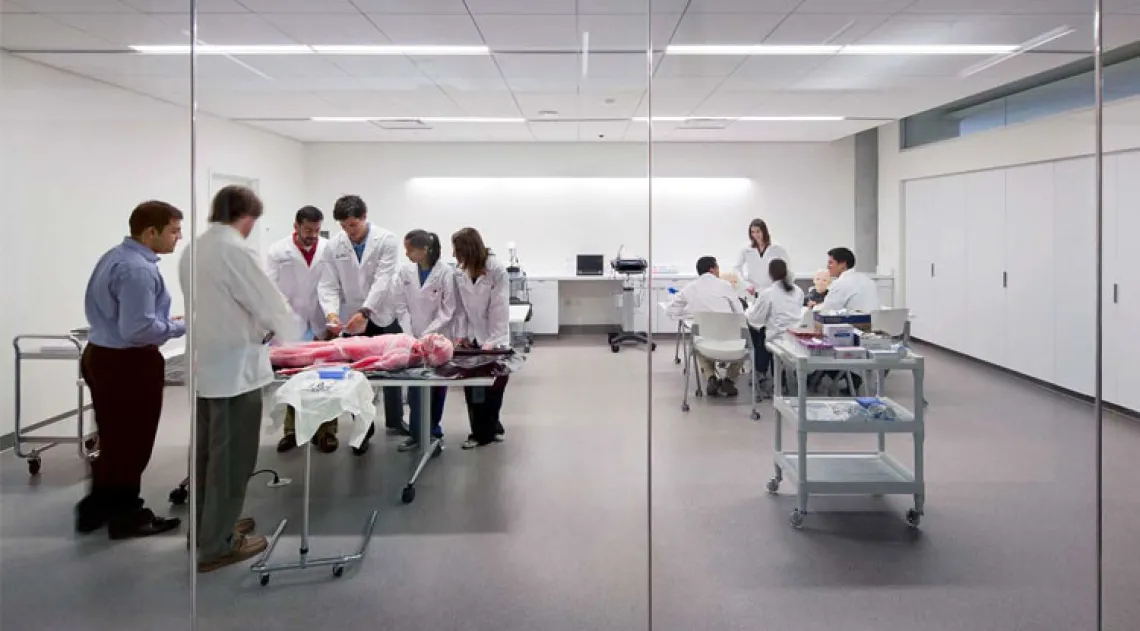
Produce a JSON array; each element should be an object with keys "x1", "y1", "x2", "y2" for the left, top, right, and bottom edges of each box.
[{"x1": 317, "y1": 366, "x2": 350, "y2": 380}]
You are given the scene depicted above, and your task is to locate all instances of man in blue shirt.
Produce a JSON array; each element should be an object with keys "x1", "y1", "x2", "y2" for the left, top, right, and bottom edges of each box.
[{"x1": 77, "y1": 200, "x2": 186, "y2": 539}]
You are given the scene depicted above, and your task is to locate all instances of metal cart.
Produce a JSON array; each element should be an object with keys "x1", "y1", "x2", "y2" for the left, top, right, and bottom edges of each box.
[
  {"x1": 765, "y1": 335, "x2": 926, "y2": 530},
  {"x1": 12, "y1": 334, "x2": 98, "y2": 475},
  {"x1": 507, "y1": 264, "x2": 533, "y2": 353}
]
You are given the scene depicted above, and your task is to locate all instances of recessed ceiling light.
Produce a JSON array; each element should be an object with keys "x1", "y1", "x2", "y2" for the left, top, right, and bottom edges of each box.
[
  {"x1": 665, "y1": 44, "x2": 1021, "y2": 56},
  {"x1": 537, "y1": 110, "x2": 559, "y2": 117},
  {"x1": 311, "y1": 116, "x2": 525, "y2": 123},
  {"x1": 311, "y1": 45, "x2": 490, "y2": 56}
]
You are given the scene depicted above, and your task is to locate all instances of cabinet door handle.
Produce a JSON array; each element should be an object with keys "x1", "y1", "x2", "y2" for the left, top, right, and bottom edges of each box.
[
  {"x1": 1114, "y1": 283, "x2": 1119, "y2": 304},
  {"x1": 930, "y1": 263, "x2": 935, "y2": 277},
  {"x1": 1002, "y1": 271, "x2": 1007, "y2": 288}
]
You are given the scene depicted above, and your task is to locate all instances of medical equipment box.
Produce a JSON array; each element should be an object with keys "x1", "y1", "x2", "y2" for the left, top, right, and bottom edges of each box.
[
  {"x1": 814, "y1": 311, "x2": 872, "y2": 331},
  {"x1": 823, "y1": 323, "x2": 855, "y2": 347},
  {"x1": 797, "y1": 338, "x2": 834, "y2": 357},
  {"x1": 834, "y1": 346, "x2": 867, "y2": 360},
  {"x1": 317, "y1": 366, "x2": 350, "y2": 380}
]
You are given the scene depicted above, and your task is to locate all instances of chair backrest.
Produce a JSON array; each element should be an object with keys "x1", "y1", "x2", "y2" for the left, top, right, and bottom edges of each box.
[
  {"x1": 693, "y1": 311, "x2": 747, "y2": 342},
  {"x1": 872, "y1": 308, "x2": 910, "y2": 337}
]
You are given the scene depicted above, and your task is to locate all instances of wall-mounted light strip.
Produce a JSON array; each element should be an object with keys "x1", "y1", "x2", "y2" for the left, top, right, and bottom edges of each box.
[
  {"x1": 632, "y1": 116, "x2": 845, "y2": 122},
  {"x1": 131, "y1": 44, "x2": 490, "y2": 56},
  {"x1": 666, "y1": 44, "x2": 1021, "y2": 56},
  {"x1": 311, "y1": 116, "x2": 526, "y2": 123}
]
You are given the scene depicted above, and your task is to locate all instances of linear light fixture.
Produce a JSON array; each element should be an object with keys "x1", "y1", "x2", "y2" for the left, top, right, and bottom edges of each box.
[
  {"x1": 632, "y1": 116, "x2": 845, "y2": 122},
  {"x1": 131, "y1": 44, "x2": 490, "y2": 56},
  {"x1": 665, "y1": 44, "x2": 1020, "y2": 56},
  {"x1": 959, "y1": 26, "x2": 1075, "y2": 77},
  {"x1": 311, "y1": 116, "x2": 525, "y2": 123},
  {"x1": 310, "y1": 45, "x2": 490, "y2": 55}
]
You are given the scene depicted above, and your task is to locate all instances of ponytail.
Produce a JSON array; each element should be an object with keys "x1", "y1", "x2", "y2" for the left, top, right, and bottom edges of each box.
[
  {"x1": 769, "y1": 259, "x2": 793, "y2": 293},
  {"x1": 404, "y1": 229, "x2": 441, "y2": 267}
]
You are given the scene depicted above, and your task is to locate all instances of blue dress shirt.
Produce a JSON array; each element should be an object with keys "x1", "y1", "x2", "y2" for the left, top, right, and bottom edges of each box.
[{"x1": 85, "y1": 237, "x2": 185, "y2": 349}]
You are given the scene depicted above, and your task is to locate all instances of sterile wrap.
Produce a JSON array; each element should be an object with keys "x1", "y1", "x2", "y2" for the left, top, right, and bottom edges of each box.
[{"x1": 268, "y1": 370, "x2": 376, "y2": 448}]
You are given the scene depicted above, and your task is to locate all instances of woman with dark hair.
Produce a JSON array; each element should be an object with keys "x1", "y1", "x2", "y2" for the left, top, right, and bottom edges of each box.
[
  {"x1": 733, "y1": 218, "x2": 792, "y2": 295},
  {"x1": 391, "y1": 229, "x2": 456, "y2": 452},
  {"x1": 745, "y1": 258, "x2": 805, "y2": 398},
  {"x1": 451, "y1": 227, "x2": 511, "y2": 449}
]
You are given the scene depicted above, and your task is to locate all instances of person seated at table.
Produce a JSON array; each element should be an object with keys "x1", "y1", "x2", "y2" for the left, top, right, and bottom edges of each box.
[
  {"x1": 667, "y1": 256, "x2": 744, "y2": 397},
  {"x1": 819, "y1": 246, "x2": 879, "y2": 313},
  {"x1": 805, "y1": 269, "x2": 831, "y2": 307},
  {"x1": 746, "y1": 259, "x2": 804, "y2": 398}
]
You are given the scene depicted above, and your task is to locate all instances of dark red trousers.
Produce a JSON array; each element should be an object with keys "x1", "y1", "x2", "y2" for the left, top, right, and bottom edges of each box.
[{"x1": 78, "y1": 343, "x2": 165, "y2": 518}]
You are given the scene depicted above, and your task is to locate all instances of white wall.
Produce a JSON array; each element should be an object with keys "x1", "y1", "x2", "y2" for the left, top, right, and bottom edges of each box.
[
  {"x1": 0, "y1": 54, "x2": 306, "y2": 437},
  {"x1": 879, "y1": 96, "x2": 1140, "y2": 305},
  {"x1": 305, "y1": 141, "x2": 855, "y2": 279}
]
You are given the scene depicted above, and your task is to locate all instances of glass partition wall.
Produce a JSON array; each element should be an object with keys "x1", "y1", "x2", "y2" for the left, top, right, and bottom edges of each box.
[
  {"x1": 189, "y1": 1, "x2": 652, "y2": 630},
  {"x1": 0, "y1": 1, "x2": 195, "y2": 630},
  {"x1": 646, "y1": 2, "x2": 1103, "y2": 631}
]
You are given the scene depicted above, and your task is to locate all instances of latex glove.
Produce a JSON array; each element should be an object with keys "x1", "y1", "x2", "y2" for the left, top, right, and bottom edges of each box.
[
  {"x1": 345, "y1": 312, "x2": 367, "y2": 335},
  {"x1": 326, "y1": 314, "x2": 343, "y2": 336}
]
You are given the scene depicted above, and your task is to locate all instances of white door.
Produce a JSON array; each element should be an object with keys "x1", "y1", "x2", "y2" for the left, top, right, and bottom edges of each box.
[
  {"x1": 963, "y1": 169, "x2": 1007, "y2": 366},
  {"x1": 527, "y1": 280, "x2": 560, "y2": 335},
  {"x1": 904, "y1": 178, "x2": 936, "y2": 341},
  {"x1": 1004, "y1": 163, "x2": 1056, "y2": 383},
  {"x1": 1103, "y1": 154, "x2": 1121, "y2": 405},
  {"x1": 1052, "y1": 157, "x2": 1096, "y2": 396},
  {"x1": 1113, "y1": 152, "x2": 1140, "y2": 411},
  {"x1": 209, "y1": 173, "x2": 263, "y2": 258},
  {"x1": 934, "y1": 175, "x2": 968, "y2": 352}
]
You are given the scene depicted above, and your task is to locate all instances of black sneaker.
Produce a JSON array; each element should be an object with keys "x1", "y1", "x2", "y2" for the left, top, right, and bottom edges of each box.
[
  {"x1": 706, "y1": 376, "x2": 721, "y2": 397},
  {"x1": 386, "y1": 422, "x2": 411, "y2": 437},
  {"x1": 721, "y1": 379, "x2": 739, "y2": 397},
  {"x1": 276, "y1": 434, "x2": 297, "y2": 453}
]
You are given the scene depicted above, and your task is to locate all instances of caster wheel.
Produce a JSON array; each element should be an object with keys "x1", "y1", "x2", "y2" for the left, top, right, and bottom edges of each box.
[
  {"x1": 906, "y1": 509, "x2": 922, "y2": 528},
  {"x1": 28, "y1": 458, "x2": 41, "y2": 476},
  {"x1": 610, "y1": 344, "x2": 620, "y2": 353},
  {"x1": 766, "y1": 478, "x2": 780, "y2": 494},
  {"x1": 681, "y1": 403, "x2": 690, "y2": 412},
  {"x1": 169, "y1": 487, "x2": 189, "y2": 505},
  {"x1": 401, "y1": 485, "x2": 416, "y2": 504},
  {"x1": 790, "y1": 510, "x2": 805, "y2": 529},
  {"x1": 673, "y1": 357, "x2": 681, "y2": 364},
  {"x1": 750, "y1": 411, "x2": 761, "y2": 421},
  {"x1": 332, "y1": 565, "x2": 344, "y2": 578},
  {"x1": 650, "y1": 343, "x2": 657, "y2": 351},
  {"x1": 84, "y1": 437, "x2": 98, "y2": 450},
  {"x1": 259, "y1": 574, "x2": 270, "y2": 586}
]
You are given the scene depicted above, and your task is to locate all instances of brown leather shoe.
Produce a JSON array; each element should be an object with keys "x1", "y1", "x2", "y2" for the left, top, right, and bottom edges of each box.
[
  {"x1": 197, "y1": 534, "x2": 268, "y2": 573},
  {"x1": 235, "y1": 517, "x2": 255, "y2": 535}
]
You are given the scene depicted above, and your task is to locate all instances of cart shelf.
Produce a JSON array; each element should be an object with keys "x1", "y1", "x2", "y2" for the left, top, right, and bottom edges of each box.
[
  {"x1": 774, "y1": 451, "x2": 918, "y2": 493},
  {"x1": 773, "y1": 397, "x2": 919, "y2": 434}
]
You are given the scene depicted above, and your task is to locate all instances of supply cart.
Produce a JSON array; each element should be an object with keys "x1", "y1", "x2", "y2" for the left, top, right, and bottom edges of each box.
[
  {"x1": 765, "y1": 335, "x2": 925, "y2": 530},
  {"x1": 12, "y1": 333, "x2": 97, "y2": 475},
  {"x1": 507, "y1": 264, "x2": 533, "y2": 353}
]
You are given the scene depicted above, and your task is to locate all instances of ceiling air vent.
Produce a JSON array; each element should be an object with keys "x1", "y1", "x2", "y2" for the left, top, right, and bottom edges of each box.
[{"x1": 676, "y1": 117, "x2": 731, "y2": 130}]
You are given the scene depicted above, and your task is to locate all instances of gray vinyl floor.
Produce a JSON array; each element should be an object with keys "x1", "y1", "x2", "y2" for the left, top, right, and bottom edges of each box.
[{"x1": 1, "y1": 335, "x2": 1137, "y2": 631}]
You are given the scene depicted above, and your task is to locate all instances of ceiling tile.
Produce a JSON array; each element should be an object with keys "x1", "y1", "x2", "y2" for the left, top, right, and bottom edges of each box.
[
  {"x1": 671, "y1": 13, "x2": 786, "y2": 45},
  {"x1": 513, "y1": 91, "x2": 579, "y2": 118},
  {"x1": 196, "y1": 90, "x2": 333, "y2": 118},
  {"x1": 763, "y1": 13, "x2": 890, "y2": 45},
  {"x1": 347, "y1": 0, "x2": 467, "y2": 13},
  {"x1": 325, "y1": 54, "x2": 426, "y2": 78},
  {"x1": 465, "y1": 0, "x2": 574, "y2": 14},
  {"x1": 1, "y1": 0, "x2": 31, "y2": 11},
  {"x1": 578, "y1": 120, "x2": 632, "y2": 141},
  {"x1": 577, "y1": 0, "x2": 689, "y2": 12},
  {"x1": 231, "y1": 55, "x2": 350, "y2": 79},
  {"x1": 246, "y1": 120, "x2": 389, "y2": 142},
  {"x1": 576, "y1": 13, "x2": 682, "y2": 50},
  {"x1": 122, "y1": 0, "x2": 245, "y2": 12},
  {"x1": 653, "y1": 54, "x2": 745, "y2": 78},
  {"x1": 259, "y1": 13, "x2": 389, "y2": 45},
  {"x1": 583, "y1": 52, "x2": 646, "y2": 79},
  {"x1": 443, "y1": 89, "x2": 521, "y2": 116},
  {"x1": 730, "y1": 55, "x2": 831, "y2": 78},
  {"x1": 527, "y1": 121, "x2": 579, "y2": 141},
  {"x1": 1, "y1": 14, "x2": 119, "y2": 48},
  {"x1": 578, "y1": 90, "x2": 643, "y2": 117},
  {"x1": 474, "y1": 14, "x2": 577, "y2": 50},
  {"x1": 236, "y1": 0, "x2": 359, "y2": 12},
  {"x1": 433, "y1": 76, "x2": 511, "y2": 92},
  {"x1": 905, "y1": 0, "x2": 1091, "y2": 14},
  {"x1": 155, "y1": 12, "x2": 298, "y2": 44},
  {"x1": 686, "y1": 0, "x2": 801, "y2": 13},
  {"x1": 370, "y1": 14, "x2": 483, "y2": 45},
  {"x1": 414, "y1": 55, "x2": 501, "y2": 79},
  {"x1": 51, "y1": 12, "x2": 188, "y2": 45},
  {"x1": 798, "y1": 0, "x2": 914, "y2": 12},
  {"x1": 8, "y1": 0, "x2": 134, "y2": 12}
]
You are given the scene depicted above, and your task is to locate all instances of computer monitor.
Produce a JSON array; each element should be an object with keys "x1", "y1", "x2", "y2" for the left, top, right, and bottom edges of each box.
[{"x1": 576, "y1": 254, "x2": 605, "y2": 276}]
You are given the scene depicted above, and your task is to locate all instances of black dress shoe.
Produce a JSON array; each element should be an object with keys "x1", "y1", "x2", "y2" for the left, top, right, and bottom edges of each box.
[
  {"x1": 385, "y1": 422, "x2": 410, "y2": 437},
  {"x1": 107, "y1": 509, "x2": 181, "y2": 540},
  {"x1": 75, "y1": 500, "x2": 106, "y2": 534}
]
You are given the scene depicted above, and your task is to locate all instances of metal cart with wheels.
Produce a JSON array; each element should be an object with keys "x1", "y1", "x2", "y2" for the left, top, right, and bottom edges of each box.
[
  {"x1": 608, "y1": 253, "x2": 654, "y2": 353},
  {"x1": 765, "y1": 335, "x2": 925, "y2": 530},
  {"x1": 12, "y1": 334, "x2": 98, "y2": 476},
  {"x1": 507, "y1": 263, "x2": 533, "y2": 353}
]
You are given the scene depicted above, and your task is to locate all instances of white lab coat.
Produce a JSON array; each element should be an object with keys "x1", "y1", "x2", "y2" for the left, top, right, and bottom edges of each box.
[
  {"x1": 667, "y1": 273, "x2": 743, "y2": 318},
  {"x1": 820, "y1": 269, "x2": 880, "y2": 313},
  {"x1": 734, "y1": 242, "x2": 792, "y2": 290},
  {"x1": 453, "y1": 255, "x2": 511, "y2": 348},
  {"x1": 391, "y1": 261, "x2": 457, "y2": 338},
  {"x1": 317, "y1": 223, "x2": 400, "y2": 327},
  {"x1": 746, "y1": 280, "x2": 805, "y2": 337},
  {"x1": 266, "y1": 235, "x2": 328, "y2": 337},
  {"x1": 178, "y1": 224, "x2": 299, "y2": 399}
]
